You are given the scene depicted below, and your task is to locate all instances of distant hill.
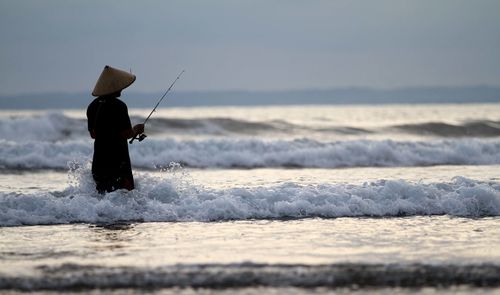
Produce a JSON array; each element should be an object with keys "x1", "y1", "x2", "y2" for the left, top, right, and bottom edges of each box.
[{"x1": 1, "y1": 86, "x2": 499, "y2": 109}]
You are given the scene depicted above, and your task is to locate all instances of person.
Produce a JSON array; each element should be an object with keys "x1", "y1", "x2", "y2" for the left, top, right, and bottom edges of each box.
[{"x1": 87, "y1": 65, "x2": 144, "y2": 194}]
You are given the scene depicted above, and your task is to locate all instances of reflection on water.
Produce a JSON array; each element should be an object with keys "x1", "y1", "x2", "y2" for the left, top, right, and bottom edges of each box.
[
  {"x1": 88, "y1": 222, "x2": 138, "y2": 251},
  {"x1": 1, "y1": 217, "x2": 499, "y2": 275},
  {"x1": 93, "y1": 222, "x2": 135, "y2": 231},
  {"x1": 1, "y1": 217, "x2": 499, "y2": 292}
]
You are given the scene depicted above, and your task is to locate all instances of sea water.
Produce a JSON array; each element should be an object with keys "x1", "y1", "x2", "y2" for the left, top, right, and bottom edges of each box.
[{"x1": 0, "y1": 104, "x2": 499, "y2": 294}]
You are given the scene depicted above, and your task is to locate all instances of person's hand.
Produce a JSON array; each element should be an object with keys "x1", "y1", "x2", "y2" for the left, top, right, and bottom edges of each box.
[{"x1": 133, "y1": 124, "x2": 144, "y2": 135}]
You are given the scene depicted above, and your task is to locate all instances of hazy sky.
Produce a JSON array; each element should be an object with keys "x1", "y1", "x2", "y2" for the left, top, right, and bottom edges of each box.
[{"x1": 1, "y1": 0, "x2": 500, "y2": 94}]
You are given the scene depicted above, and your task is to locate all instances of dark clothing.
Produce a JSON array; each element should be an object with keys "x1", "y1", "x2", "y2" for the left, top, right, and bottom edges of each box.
[{"x1": 87, "y1": 96, "x2": 134, "y2": 193}]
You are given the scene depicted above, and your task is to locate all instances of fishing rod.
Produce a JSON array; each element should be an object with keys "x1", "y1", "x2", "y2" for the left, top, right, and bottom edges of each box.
[{"x1": 129, "y1": 69, "x2": 185, "y2": 144}]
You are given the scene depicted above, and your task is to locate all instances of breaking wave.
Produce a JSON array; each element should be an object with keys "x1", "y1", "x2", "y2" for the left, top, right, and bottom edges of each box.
[
  {"x1": 1, "y1": 113, "x2": 500, "y2": 141},
  {"x1": 138, "y1": 116, "x2": 373, "y2": 136},
  {"x1": 0, "y1": 138, "x2": 499, "y2": 170},
  {"x1": 393, "y1": 120, "x2": 500, "y2": 137},
  {"x1": 0, "y1": 113, "x2": 87, "y2": 142},
  {"x1": 133, "y1": 117, "x2": 500, "y2": 137},
  {"x1": 1, "y1": 263, "x2": 499, "y2": 290},
  {"x1": 1, "y1": 167, "x2": 498, "y2": 226}
]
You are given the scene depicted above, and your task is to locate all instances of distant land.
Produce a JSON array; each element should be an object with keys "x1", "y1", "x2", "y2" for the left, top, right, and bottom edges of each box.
[{"x1": 1, "y1": 86, "x2": 499, "y2": 109}]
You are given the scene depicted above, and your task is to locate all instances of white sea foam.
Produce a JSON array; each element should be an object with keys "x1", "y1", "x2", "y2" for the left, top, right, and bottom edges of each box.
[
  {"x1": 0, "y1": 112, "x2": 87, "y2": 142},
  {"x1": 130, "y1": 138, "x2": 500, "y2": 169},
  {"x1": 0, "y1": 138, "x2": 499, "y2": 170},
  {"x1": 0, "y1": 140, "x2": 92, "y2": 169},
  {"x1": 1, "y1": 164, "x2": 498, "y2": 226}
]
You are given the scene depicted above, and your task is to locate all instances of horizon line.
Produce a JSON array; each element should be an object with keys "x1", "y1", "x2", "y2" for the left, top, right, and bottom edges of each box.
[{"x1": 1, "y1": 84, "x2": 500, "y2": 97}]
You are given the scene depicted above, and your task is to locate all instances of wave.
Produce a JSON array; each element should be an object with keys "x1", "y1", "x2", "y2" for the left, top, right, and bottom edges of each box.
[
  {"x1": 2, "y1": 113, "x2": 500, "y2": 142},
  {"x1": 139, "y1": 116, "x2": 373, "y2": 136},
  {"x1": 393, "y1": 121, "x2": 500, "y2": 137},
  {"x1": 147, "y1": 118, "x2": 500, "y2": 137},
  {"x1": 1, "y1": 170, "x2": 499, "y2": 226},
  {"x1": 129, "y1": 138, "x2": 500, "y2": 169},
  {"x1": 0, "y1": 140, "x2": 92, "y2": 170},
  {"x1": 0, "y1": 113, "x2": 373, "y2": 140},
  {"x1": 1, "y1": 263, "x2": 499, "y2": 290},
  {"x1": 0, "y1": 112, "x2": 87, "y2": 142},
  {"x1": 1, "y1": 138, "x2": 499, "y2": 170},
  {"x1": 0, "y1": 113, "x2": 369, "y2": 141}
]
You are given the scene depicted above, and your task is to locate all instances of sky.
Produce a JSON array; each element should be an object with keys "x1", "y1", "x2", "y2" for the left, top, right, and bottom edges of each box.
[{"x1": 0, "y1": 0, "x2": 500, "y2": 95}]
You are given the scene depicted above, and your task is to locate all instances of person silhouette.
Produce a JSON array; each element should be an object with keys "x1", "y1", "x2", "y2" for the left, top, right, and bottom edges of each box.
[{"x1": 86, "y1": 65, "x2": 144, "y2": 194}]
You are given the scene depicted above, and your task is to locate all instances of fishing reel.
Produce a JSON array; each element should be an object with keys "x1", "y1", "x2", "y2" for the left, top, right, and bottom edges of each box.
[{"x1": 129, "y1": 133, "x2": 147, "y2": 144}]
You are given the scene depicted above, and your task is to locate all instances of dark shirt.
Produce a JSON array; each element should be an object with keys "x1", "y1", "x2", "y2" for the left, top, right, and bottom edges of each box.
[{"x1": 87, "y1": 96, "x2": 134, "y2": 192}]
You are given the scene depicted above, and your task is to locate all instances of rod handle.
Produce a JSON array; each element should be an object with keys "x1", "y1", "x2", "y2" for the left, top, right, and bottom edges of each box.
[{"x1": 129, "y1": 133, "x2": 147, "y2": 144}]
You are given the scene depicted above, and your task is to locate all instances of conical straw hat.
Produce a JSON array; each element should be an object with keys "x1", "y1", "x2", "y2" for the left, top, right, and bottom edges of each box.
[{"x1": 92, "y1": 65, "x2": 136, "y2": 96}]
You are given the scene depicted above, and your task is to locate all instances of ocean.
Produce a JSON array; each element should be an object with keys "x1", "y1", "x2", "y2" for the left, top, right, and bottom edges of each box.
[{"x1": 0, "y1": 103, "x2": 499, "y2": 294}]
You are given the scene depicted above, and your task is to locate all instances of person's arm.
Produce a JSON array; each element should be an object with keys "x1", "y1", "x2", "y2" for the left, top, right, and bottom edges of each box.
[
  {"x1": 117, "y1": 100, "x2": 144, "y2": 139},
  {"x1": 87, "y1": 101, "x2": 97, "y2": 139},
  {"x1": 121, "y1": 124, "x2": 144, "y2": 139}
]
